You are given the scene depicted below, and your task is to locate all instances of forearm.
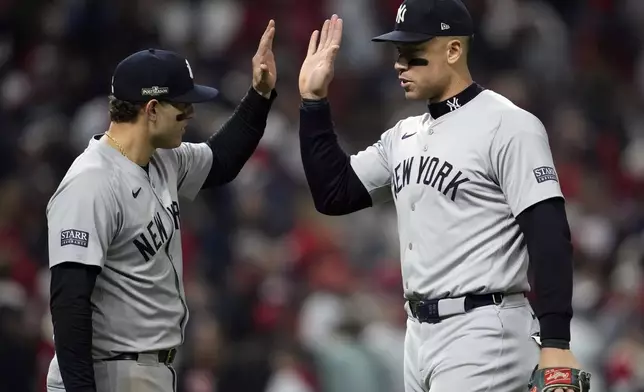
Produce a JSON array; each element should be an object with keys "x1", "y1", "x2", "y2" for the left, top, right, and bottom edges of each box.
[
  {"x1": 202, "y1": 87, "x2": 277, "y2": 188},
  {"x1": 299, "y1": 98, "x2": 372, "y2": 215},
  {"x1": 50, "y1": 262, "x2": 101, "y2": 392},
  {"x1": 516, "y1": 197, "x2": 573, "y2": 344}
]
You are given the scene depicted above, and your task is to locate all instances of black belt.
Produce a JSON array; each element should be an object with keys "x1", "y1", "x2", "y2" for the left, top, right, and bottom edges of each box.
[
  {"x1": 408, "y1": 292, "x2": 505, "y2": 324},
  {"x1": 105, "y1": 348, "x2": 177, "y2": 365}
]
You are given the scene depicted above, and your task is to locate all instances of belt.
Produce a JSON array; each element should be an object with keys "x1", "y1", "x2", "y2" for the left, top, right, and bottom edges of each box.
[
  {"x1": 105, "y1": 348, "x2": 177, "y2": 365},
  {"x1": 408, "y1": 292, "x2": 505, "y2": 324}
]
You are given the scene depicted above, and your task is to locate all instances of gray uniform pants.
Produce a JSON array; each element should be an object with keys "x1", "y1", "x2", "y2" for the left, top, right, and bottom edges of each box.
[
  {"x1": 403, "y1": 293, "x2": 540, "y2": 392},
  {"x1": 46, "y1": 353, "x2": 177, "y2": 392}
]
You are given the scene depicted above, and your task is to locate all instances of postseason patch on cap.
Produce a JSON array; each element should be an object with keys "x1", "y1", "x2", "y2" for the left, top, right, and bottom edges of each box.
[
  {"x1": 61, "y1": 229, "x2": 89, "y2": 248},
  {"x1": 141, "y1": 86, "x2": 169, "y2": 96},
  {"x1": 533, "y1": 166, "x2": 558, "y2": 183}
]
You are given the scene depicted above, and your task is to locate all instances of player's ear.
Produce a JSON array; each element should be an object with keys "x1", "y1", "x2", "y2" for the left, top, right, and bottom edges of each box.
[
  {"x1": 446, "y1": 38, "x2": 463, "y2": 65},
  {"x1": 144, "y1": 100, "x2": 159, "y2": 121}
]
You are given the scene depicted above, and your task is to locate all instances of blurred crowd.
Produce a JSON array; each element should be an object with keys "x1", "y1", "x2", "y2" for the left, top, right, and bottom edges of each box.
[{"x1": 1, "y1": 0, "x2": 644, "y2": 391}]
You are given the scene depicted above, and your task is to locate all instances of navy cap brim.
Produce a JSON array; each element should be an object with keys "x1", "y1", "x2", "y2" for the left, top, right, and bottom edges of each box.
[
  {"x1": 372, "y1": 30, "x2": 435, "y2": 43},
  {"x1": 167, "y1": 84, "x2": 219, "y2": 103}
]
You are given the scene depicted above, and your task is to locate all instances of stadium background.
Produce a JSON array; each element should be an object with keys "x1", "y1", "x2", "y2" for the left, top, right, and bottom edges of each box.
[{"x1": 1, "y1": 0, "x2": 644, "y2": 391}]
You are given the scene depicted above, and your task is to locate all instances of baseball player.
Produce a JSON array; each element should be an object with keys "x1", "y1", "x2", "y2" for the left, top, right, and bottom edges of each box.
[
  {"x1": 45, "y1": 21, "x2": 277, "y2": 392},
  {"x1": 297, "y1": 2, "x2": 591, "y2": 392}
]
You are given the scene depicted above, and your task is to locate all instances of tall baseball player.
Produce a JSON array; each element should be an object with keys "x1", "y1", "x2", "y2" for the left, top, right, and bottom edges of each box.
[
  {"x1": 45, "y1": 21, "x2": 277, "y2": 392},
  {"x1": 298, "y1": 2, "x2": 591, "y2": 392}
]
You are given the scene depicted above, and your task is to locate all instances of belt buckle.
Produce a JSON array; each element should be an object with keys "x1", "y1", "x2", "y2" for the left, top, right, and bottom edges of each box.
[
  {"x1": 492, "y1": 293, "x2": 503, "y2": 305},
  {"x1": 414, "y1": 300, "x2": 441, "y2": 324}
]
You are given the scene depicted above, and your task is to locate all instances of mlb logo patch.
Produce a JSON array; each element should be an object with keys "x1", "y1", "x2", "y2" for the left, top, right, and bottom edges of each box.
[
  {"x1": 533, "y1": 166, "x2": 558, "y2": 183},
  {"x1": 61, "y1": 229, "x2": 89, "y2": 248}
]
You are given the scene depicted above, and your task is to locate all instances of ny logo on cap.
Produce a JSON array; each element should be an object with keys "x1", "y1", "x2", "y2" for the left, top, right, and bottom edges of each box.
[{"x1": 396, "y1": 3, "x2": 407, "y2": 24}]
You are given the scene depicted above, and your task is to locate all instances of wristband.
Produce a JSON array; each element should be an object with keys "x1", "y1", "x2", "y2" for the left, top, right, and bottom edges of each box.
[{"x1": 540, "y1": 339, "x2": 570, "y2": 350}]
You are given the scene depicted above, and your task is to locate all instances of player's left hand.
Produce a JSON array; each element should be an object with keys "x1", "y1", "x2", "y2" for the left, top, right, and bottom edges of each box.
[
  {"x1": 531, "y1": 348, "x2": 590, "y2": 392},
  {"x1": 252, "y1": 20, "x2": 277, "y2": 99}
]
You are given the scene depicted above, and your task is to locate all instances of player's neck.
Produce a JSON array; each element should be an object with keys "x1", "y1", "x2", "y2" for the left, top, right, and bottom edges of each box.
[
  {"x1": 427, "y1": 78, "x2": 483, "y2": 119},
  {"x1": 105, "y1": 123, "x2": 154, "y2": 167},
  {"x1": 430, "y1": 72, "x2": 473, "y2": 104}
]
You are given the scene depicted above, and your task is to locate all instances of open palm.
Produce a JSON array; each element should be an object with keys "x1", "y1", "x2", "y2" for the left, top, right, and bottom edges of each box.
[
  {"x1": 252, "y1": 20, "x2": 277, "y2": 98},
  {"x1": 299, "y1": 15, "x2": 343, "y2": 100}
]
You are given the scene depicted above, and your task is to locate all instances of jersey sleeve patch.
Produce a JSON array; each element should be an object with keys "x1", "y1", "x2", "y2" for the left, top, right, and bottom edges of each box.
[
  {"x1": 61, "y1": 229, "x2": 89, "y2": 248},
  {"x1": 533, "y1": 166, "x2": 558, "y2": 184}
]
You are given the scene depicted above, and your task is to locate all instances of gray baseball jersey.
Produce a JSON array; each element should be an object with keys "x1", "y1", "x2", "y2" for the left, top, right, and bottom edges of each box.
[
  {"x1": 350, "y1": 90, "x2": 563, "y2": 299},
  {"x1": 47, "y1": 136, "x2": 213, "y2": 358}
]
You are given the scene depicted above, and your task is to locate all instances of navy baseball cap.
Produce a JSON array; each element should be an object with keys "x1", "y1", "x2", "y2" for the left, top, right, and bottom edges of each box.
[
  {"x1": 372, "y1": 0, "x2": 473, "y2": 43},
  {"x1": 110, "y1": 49, "x2": 219, "y2": 103}
]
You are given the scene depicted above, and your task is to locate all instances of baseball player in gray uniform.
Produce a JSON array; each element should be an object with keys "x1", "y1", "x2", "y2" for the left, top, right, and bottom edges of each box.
[
  {"x1": 298, "y1": 2, "x2": 591, "y2": 392},
  {"x1": 45, "y1": 21, "x2": 277, "y2": 392}
]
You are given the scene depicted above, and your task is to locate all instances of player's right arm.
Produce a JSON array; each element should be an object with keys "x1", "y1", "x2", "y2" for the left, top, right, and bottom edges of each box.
[
  {"x1": 300, "y1": 100, "x2": 392, "y2": 215},
  {"x1": 47, "y1": 170, "x2": 119, "y2": 392},
  {"x1": 298, "y1": 15, "x2": 392, "y2": 215}
]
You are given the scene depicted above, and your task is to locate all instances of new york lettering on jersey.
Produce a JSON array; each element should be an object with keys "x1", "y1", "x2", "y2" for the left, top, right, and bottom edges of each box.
[
  {"x1": 132, "y1": 198, "x2": 181, "y2": 262},
  {"x1": 387, "y1": 113, "x2": 477, "y2": 205},
  {"x1": 391, "y1": 155, "x2": 470, "y2": 201},
  {"x1": 112, "y1": 153, "x2": 182, "y2": 264}
]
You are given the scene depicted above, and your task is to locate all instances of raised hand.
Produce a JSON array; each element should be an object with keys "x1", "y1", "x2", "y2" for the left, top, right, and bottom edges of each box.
[
  {"x1": 252, "y1": 20, "x2": 277, "y2": 98},
  {"x1": 299, "y1": 14, "x2": 343, "y2": 100}
]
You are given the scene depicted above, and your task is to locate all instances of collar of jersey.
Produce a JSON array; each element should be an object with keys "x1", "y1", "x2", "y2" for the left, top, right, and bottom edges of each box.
[
  {"x1": 427, "y1": 82, "x2": 484, "y2": 119},
  {"x1": 90, "y1": 134, "x2": 151, "y2": 180}
]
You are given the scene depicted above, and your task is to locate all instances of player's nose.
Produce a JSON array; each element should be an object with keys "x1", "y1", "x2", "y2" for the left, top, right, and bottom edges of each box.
[{"x1": 394, "y1": 60, "x2": 408, "y2": 72}]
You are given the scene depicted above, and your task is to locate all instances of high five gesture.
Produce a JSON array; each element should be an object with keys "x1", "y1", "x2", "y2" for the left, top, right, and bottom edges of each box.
[
  {"x1": 299, "y1": 15, "x2": 343, "y2": 100},
  {"x1": 252, "y1": 20, "x2": 277, "y2": 98}
]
